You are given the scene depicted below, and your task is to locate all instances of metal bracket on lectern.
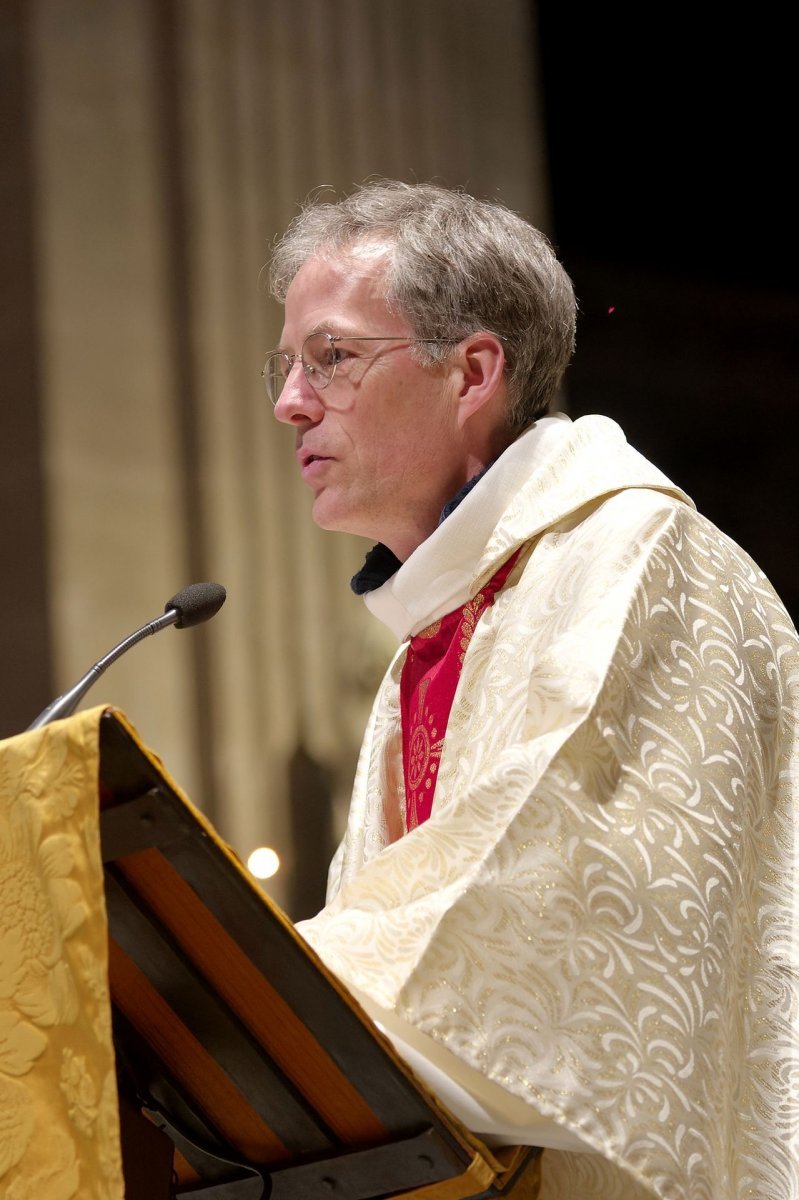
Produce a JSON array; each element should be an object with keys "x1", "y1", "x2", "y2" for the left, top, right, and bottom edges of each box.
[{"x1": 152, "y1": 1108, "x2": 460, "y2": 1200}]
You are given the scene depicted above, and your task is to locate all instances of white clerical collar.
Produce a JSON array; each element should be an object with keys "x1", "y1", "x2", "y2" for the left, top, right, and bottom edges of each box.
[{"x1": 364, "y1": 414, "x2": 573, "y2": 641}]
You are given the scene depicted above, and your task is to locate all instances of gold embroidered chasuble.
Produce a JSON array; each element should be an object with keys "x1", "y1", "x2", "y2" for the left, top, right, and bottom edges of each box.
[
  {"x1": 297, "y1": 416, "x2": 799, "y2": 1200},
  {"x1": 0, "y1": 707, "x2": 124, "y2": 1200}
]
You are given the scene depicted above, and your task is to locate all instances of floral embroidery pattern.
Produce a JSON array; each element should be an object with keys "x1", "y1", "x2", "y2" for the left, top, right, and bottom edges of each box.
[
  {"x1": 405, "y1": 680, "x2": 445, "y2": 830},
  {"x1": 60, "y1": 1049, "x2": 98, "y2": 1135},
  {"x1": 457, "y1": 591, "x2": 484, "y2": 666},
  {"x1": 0, "y1": 713, "x2": 124, "y2": 1199},
  {"x1": 304, "y1": 450, "x2": 799, "y2": 1200}
]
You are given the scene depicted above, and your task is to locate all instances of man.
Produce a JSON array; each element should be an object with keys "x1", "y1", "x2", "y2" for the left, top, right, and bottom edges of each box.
[{"x1": 266, "y1": 181, "x2": 798, "y2": 1200}]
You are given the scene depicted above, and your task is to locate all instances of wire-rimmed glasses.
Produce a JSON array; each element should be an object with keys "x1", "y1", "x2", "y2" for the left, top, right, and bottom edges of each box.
[{"x1": 261, "y1": 332, "x2": 454, "y2": 406}]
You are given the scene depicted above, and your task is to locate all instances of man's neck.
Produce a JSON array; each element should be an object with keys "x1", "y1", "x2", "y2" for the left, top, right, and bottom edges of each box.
[{"x1": 351, "y1": 459, "x2": 499, "y2": 596}]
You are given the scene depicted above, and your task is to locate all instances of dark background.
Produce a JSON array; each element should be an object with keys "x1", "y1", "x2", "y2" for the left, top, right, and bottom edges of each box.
[{"x1": 535, "y1": 7, "x2": 797, "y2": 618}]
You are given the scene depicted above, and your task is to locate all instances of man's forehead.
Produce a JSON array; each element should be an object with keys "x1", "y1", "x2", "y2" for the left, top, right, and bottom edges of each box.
[
  {"x1": 297, "y1": 240, "x2": 393, "y2": 287},
  {"x1": 280, "y1": 244, "x2": 400, "y2": 342}
]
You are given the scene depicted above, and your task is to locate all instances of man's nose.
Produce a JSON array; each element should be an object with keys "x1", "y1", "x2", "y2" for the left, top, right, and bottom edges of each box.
[{"x1": 272, "y1": 363, "x2": 325, "y2": 425}]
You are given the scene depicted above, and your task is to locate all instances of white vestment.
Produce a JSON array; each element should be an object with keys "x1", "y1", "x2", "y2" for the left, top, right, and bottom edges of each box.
[{"x1": 297, "y1": 415, "x2": 799, "y2": 1200}]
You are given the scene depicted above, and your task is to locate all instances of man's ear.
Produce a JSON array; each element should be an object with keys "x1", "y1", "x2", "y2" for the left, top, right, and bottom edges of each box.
[{"x1": 453, "y1": 333, "x2": 507, "y2": 428}]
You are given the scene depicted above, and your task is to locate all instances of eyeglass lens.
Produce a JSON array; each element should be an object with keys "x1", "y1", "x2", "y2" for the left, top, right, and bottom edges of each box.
[{"x1": 265, "y1": 333, "x2": 337, "y2": 405}]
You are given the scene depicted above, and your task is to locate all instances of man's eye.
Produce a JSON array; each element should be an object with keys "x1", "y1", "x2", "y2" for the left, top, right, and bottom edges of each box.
[
  {"x1": 332, "y1": 346, "x2": 353, "y2": 365},
  {"x1": 313, "y1": 345, "x2": 339, "y2": 370}
]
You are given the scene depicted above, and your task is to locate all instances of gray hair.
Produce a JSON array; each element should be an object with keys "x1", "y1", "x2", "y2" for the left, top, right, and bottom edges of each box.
[{"x1": 269, "y1": 180, "x2": 577, "y2": 431}]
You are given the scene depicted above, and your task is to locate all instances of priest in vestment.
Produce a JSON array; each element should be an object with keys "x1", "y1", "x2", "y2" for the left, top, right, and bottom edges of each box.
[{"x1": 265, "y1": 180, "x2": 799, "y2": 1200}]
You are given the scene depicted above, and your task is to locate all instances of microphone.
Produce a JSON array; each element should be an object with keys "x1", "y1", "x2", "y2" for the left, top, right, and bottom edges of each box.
[{"x1": 27, "y1": 582, "x2": 226, "y2": 731}]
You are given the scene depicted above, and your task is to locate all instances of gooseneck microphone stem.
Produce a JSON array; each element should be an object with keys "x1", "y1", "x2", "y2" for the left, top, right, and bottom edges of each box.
[
  {"x1": 27, "y1": 581, "x2": 226, "y2": 732},
  {"x1": 27, "y1": 610, "x2": 181, "y2": 731}
]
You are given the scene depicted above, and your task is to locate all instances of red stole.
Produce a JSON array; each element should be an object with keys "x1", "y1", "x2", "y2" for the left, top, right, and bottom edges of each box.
[{"x1": 399, "y1": 549, "x2": 522, "y2": 832}]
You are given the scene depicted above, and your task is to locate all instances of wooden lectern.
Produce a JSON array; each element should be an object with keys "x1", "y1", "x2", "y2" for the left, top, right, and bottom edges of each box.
[
  {"x1": 0, "y1": 708, "x2": 540, "y2": 1198},
  {"x1": 97, "y1": 711, "x2": 541, "y2": 1199}
]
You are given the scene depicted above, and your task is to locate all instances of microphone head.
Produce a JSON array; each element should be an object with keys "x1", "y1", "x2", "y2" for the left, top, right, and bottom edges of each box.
[{"x1": 165, "y1": 582, "x2": 227, "y2": 628}]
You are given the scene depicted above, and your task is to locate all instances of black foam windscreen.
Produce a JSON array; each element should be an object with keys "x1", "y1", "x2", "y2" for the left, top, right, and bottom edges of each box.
[{"x1": 165, "y1": 582, "x2": 227, "y2": 628}]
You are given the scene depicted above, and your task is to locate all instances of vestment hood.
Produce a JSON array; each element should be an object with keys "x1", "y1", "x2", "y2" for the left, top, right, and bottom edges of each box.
[{"x1": 365, "y1": 414, "x2": 693, "y2": 641}]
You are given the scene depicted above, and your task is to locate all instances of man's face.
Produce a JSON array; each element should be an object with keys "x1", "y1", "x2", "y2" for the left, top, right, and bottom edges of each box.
[{"x1": 274, "y1": 247, "x2": 464, "y2": 560}]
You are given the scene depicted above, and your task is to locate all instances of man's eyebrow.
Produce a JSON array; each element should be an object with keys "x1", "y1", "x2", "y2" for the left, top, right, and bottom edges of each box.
[
  {"x1": 277, "y1": 322, "x2": 359, "y2": 351},
  {"x1": 274, "y1": 323, "x2": 331, "y2": 351},
  {"x1": 306, "y1": 322, "x2": 354, "y2": 337}
]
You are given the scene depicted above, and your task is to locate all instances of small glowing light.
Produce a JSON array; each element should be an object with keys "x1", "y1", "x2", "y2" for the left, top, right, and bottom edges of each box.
[
  {"x1": 607, "y1": 306, "x2": 616, "y2": 315},
  {"x1": 248, "y1": 846, "x2": 280, "y2": 879}
]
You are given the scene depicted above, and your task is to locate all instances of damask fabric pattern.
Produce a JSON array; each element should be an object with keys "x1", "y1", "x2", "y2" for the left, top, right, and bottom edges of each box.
[
  {"x1": 0, "y1": 708, "x2": 124, "y2": 1200},
  {"x1": 297, "y1": 417, "x2": 799, "y2": 1200}
]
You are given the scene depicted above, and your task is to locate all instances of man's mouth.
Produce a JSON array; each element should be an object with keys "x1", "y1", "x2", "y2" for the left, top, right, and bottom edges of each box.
[{"x1": 299, "y1": 450, "x2": 333, "y2": 478}]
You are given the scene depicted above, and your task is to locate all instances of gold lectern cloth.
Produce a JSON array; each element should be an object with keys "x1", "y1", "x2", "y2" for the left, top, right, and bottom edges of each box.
[{"x1": 0, "y1": 707, "x2": 123, "y2": 1200}]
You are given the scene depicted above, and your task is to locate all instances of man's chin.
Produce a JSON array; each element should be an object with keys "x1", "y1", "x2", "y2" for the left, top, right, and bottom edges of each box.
[
  {"x1": 311, "y1": 499, "x2": 384, "y2": 548},
  {"x1": 311, "y1": 495, "x2": 360, "y2": 537}
]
